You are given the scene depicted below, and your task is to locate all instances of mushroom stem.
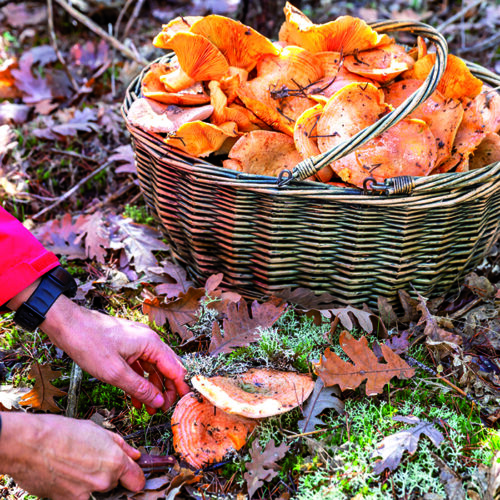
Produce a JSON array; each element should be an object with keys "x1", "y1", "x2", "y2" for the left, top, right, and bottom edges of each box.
[{"x1": 161, "y1": 68, "x2": 196, "y2": 93}]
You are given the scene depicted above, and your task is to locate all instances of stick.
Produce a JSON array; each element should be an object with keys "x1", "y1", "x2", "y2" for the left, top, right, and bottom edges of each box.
[
  {"x1": 459, "y1": 31, "x2": 500, "y2": 55},
  {"x1": 32, "y1": 160, "x2": 112, "y2": 220},
  {"x1": 50, "y1": 148, "x2": 99, "y2": 163},
  {"x1": 53, "y1": 0, "x2": 149, "y2": 66},
  {"x1": 65, "y1": 362, "x2": 83, "y2": 418},
  {"x1": 114, "y1": 0, "x2": 135, "y2": 39},
  {"x1": 47, "y1": 0, "x2": 79, "y2": 93},
  {"x1": 437, "y1": 0, "x2": 484, "y2": 33},
  {"x1": 123, "y1": 0, "x2": 146, "y2": 40}
]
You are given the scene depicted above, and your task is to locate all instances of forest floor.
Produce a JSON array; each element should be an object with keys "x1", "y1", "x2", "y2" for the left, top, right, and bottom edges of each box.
[{"x1": 0, "y1": 0, "x2": 499, "y2": 498}]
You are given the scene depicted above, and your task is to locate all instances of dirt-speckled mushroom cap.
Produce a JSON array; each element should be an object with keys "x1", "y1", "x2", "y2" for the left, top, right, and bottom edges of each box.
[
  {"x1": 191, "y1": 368, "x2": 315, "y2": 418},
  {"x1": 172, "y1": 392, "x2": 257, "y2": 469}
]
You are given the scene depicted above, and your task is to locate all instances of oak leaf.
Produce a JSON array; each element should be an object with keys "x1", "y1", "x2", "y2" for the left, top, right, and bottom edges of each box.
[
  {"x1": 372, "y1": 416, "x2": 444, "y2": 474},
  {"x1": 108, "y1": 215, "x2": 168, "y2": 273},
  {"x1": 314, "y1": 331, "x2": 415, "y2": 395},
  {"x1": 70, "y1": 40, "x2": 109, "y2": 71},
  {"x1": 274, "y1": 287, "x2": 337, "y2": 310},
  {"x1": 320, "y1": 305, "x2": 387, "y2": 336},
  {"x1": 0, "y1": 385, "x2": 30, "y2": 411},
  {"x1": 153, "y1": 260, "x2": 194, "y2": 298},
  {"x1": 11, "y1": 54, "x2": 52, "y2": 104},
  {"x1": 19, "y1": 363, "x2": 66, "y2": 413},
  {"x1": 109, "y1": 145, "x2": 136, "y2": 174},
  {"x1": 298, "y1": 378, "x2": 344, "y2": 433},
  {"x1": 244, "y1": 439, "x2": 290, "y2": 498},
  {"x1": 142, "y1": 289, "x2": 169, "y2": 326},
  {"x1": 163, "y1": 287, "x2": 207, "y2": 341},
  {"x1": 208, "y1": 298, "x2": 286, "y2": 355}
]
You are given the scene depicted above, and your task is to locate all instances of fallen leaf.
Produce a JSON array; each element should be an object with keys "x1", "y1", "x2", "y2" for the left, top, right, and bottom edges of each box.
[
  {"x1": 244, "y1": 439, "x2": 290, "y2": 499},
  {"x1": 110, "y1": 145, "x2": 136, "y2": 174},
  {"x1": 142, "y1": 289, "x2": 169, "y2": 326},
  {"x1": 33, "y1": 213, "x2": 89, "y2": 260},
  {"x1": 378, "y1": 296, "x2": 398, "y2": 328},
  {"x1": 70, "y1": 40, "x2": 110, "y2": 71},
  {"x1": 163, "y1": 287, "x2": 207, "y2": 341},
  {"x1": 34, "y1": 108, "x2": 99, "y2": 140},
  {"x1": 432, "y1": 452, "x2": 466, "y2": 500},
  {"x1": 108, "y1": 215, "x2": 168, "y2": 274},
  {"x1": 298, "y1": 378, "x2": 344, "y2": 433},
  {"x1": 1, "y1": 2, "x2": 47, "y2": 28},
  {"x1": 19, "y1": 363, "x2": 67, "y2": 413},
  {"x1": 153, "y1": 260, "x2": 194, "y2": 298},
  {"x1": 314, "y1": 331, "x2": 415, "y2": 395},
  {"x1": 0, "y1": 124, "x2": 17, "y2": 162},
  {"x1": 320, "y1": 306, "x2": 387, "y2": 336},
  {"x1": 384, "y1": 331, "x2": 411, "y2": 355},
  {"x1": 11, "y1": 54, "x2": 53, "y2": 104},
  {"x1": 273, "y1": 287, "x2": 338, "y2": 310},
  {"x1": 205, "y1": 273, "x2": 224, "y2": 294},
  {"x1": 398, "y1": 290, "x2": 420, "y2": 323},
  {"x1": 372, "y1": 415, "x2": 444, "y2": 474},
  {"x1": 20, "y1": 45, "x2": 57, "y2": 67},
  {"x1": 79, "y1": 211, "x2": 110, "y2": 263},
  {"x1": 416, "y1": 292, "x2": 462, "y2": 348},
  {"x1": 209, "y1": 298, "x2": 287, "y2": 355},
  {"x1": 0, "y1": 385, "x2": 30, "y2": 410},
  {"x1": 0, "y1": 103, "x2": 31, "y2": 125},
  {"x1": 464, "y1": 272, "x2": 498, "y2": 301}
]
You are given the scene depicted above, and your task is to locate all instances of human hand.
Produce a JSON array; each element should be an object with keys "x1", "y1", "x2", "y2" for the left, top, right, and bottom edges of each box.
[
  {"x1": 41, "y1": 295, "x2": 190, "y2": 412},
  {"x1": 0, "y1": 412, "x2": 144, "y2": 500}
]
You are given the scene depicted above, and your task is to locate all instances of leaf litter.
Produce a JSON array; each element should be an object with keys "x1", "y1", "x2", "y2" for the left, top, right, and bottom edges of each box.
[{"x1": 0, "y1": 0, "x2": 499, "y2": 499}]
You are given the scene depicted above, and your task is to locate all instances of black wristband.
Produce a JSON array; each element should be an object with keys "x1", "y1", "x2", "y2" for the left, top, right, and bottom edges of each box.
[{"x1": 14, "y1": 267, "x2": 77, "y2": 331}]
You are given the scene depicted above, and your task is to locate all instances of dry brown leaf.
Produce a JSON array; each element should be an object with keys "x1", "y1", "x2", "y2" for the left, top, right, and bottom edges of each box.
[
  {"x1": 152, "y1": 261, "x2": 195, "y2": 298},
  {"x1": 163, "y1": 287, "x2": 207, "y2": 342},
  {"x1": 320, "y1": 305, "x2": 387, "y2": 336},
  {"x1": 19, "y1": 363, "x2": 66, "y2": 413},
  {"x1": 142, "y1": 289, "x2": 169, "y2": 326},
  {"x1": 209, "y1": 298, "x2": 286, "y2": 355},
  {"x1": 314, "y1": 331, "x2": 414, "y2": 395},
  {"x1": 244, "y1": 439, "x2": 290, "y2": 499}
]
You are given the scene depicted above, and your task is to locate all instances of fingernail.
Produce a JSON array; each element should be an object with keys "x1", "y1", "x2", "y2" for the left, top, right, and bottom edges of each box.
[{"x1": 152, "y1": 393, "x2": 164, "y2": 408}]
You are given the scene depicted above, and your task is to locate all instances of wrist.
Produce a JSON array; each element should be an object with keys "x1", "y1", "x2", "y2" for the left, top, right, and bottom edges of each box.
[
  {"x1": 6, "y1": 280, "x2": 41, "y2": 311},
  {"x1": 0, "y1": 412, "x2": 44, "y2": 476}
]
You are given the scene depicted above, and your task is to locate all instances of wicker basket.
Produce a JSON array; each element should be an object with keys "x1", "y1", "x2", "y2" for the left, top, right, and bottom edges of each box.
[{"x1": 122, "y1": 20, "x2": 500, "y2": 308}]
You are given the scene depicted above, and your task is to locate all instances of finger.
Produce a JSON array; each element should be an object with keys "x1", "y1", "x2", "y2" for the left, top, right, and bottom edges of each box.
[
  {"x1": 130, "y1": 362, "x2": 145, "y2": 410},
  {"x1": 119, "y1": 458, "x2": 145, "y2": 493},
  {"x1": 109, "y1": 432, "x2": 141, "y2": 461},
  {"x1": 148, "y1": 344, "x2": 190, "y2": 397},
  {"x1": 116, "y1": 360, "x2": 165, "y2": 408},
  {"x1": 161, "y1": 377, "x2": 179, "y2": 411}
]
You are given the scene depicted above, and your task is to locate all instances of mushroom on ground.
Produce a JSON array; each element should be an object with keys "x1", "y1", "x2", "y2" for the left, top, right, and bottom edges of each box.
[
  {"x1": 191, "y1": 368, "x2": 315, "y2": 418},
  {"x1": 172, "y1": 392, "x2": 257, "y2": 469}
]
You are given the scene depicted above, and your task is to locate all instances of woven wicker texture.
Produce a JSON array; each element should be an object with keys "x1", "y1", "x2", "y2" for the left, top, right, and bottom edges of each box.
[{"x1": 122, "y1": 21, "x2": 500, "y2": 308}]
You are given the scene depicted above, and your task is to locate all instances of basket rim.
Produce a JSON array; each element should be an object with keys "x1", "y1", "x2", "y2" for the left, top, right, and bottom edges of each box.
[{"x1": 121, "y1": 22, "x2": 500, "y2": 200}]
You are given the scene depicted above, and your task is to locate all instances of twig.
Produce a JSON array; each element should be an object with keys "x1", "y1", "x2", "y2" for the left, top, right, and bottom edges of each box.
[
  {"x1": 65, "y1": 362, "x2": 83, "y2": 418},
  {"x1": 49, "y1": 148, "x2": 99, "y2": 163},
  {"x1": 32, "y1": 160, "x2": 113, "y2": 220},
  {"x1": 53, "y1": 0, "x2": 149, "y2": 66},
  {"x1": 458, "y1": 32, "x2": 500, "y2": 55},
  {"x1": 437, "y1": 0, "x2": 484, "y2": 33},
  {"x1": 84, "y1": 181, "x2": 137, "y2": 213},
  {"x1": 123, "y1": 0, "x2": 146, "y2": 40},
  {"x1": 283, "y1": 428, "x2": 329, "y2": 439},
  {"x1": 449, "y1": 297, "x2": 482, "y2": 319},
  {"x1": 114, "y1": 0, "x2": 135, "y2": 39},
  {"x1": 47, "y1": 0, "x2": 79, "y2": 93}
]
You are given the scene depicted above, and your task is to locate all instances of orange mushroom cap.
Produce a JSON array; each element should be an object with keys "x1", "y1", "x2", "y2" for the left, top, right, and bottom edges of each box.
[
  {"x1": 189, "y1": 15, "x2": 279, "y2": 72},
  {"x1": 431, "y1": 152, "x2": 470, "y2": 175},
  {"x1": 192, "y1": 369, "x2": 315, "y2": 418},
  {"x1": 451, "y1": 98, "x2": 486, "y2": 157},
  {"x1": 127, "y1": 98, "x2": 213, "y2": 134},
  {"x1": 402, "y1": 53, "x2": 483, "y2": 101},
  {"x1": 343, "y1": 43, "x2": 415, "y2": 83},
  {"x1": 160, "y1": 32, "x2": 229, "y2": 92},
  {"x1": 142, "y1": 63, "x2": 210, "y2": 105},
  {"x1": 165, "y1": 120, "x2": 238, "y2": 157},
  {"x1": 279, "y1": 2, "x2": 392, "y2": 54},
  {"x1": 473, "y1": 85, "x2": 500, "y2": 135},
  {"x1": 172, "y1": 392, "x2": 256, "y2": 469},
  {"x1": 223, "y1": 130, "x2": 304, "y2": 177},
  {"x1": 469, "y1": 132, "x2": 500, "y2": 170},
  {"x1": 153, "y1": 16, "x2": 203, "y2": 49},
  {"x1": 384, "y1": 79, "x2": 464, "y2": 166}
]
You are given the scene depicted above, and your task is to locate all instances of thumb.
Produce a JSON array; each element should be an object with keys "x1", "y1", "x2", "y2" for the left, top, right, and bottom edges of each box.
[
  {"x1": 119, "y1": 457, "x2": 145, "y2": 493},
  {"x1": 117, "y1": 361, "x2": 165, "y2": 408}
]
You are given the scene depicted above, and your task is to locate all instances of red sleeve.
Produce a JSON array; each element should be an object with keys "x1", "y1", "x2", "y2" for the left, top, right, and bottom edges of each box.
[{"x1": 0, "y1": 207, "x2": 60, "y2": 307}]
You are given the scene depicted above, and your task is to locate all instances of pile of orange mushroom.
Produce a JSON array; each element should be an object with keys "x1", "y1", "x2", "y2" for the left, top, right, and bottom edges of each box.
[
  {"x1": 171, "y1": 368, "x2": 314, "y2": 469},
  {"x1": 127, "y1": 2, "x2": 500, "y2": 188}
]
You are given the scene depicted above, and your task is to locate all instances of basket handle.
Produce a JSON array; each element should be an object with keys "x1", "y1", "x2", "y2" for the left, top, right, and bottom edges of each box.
[{"x1": 277, "y1": 21, "x2": 448, "y2": 187}]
